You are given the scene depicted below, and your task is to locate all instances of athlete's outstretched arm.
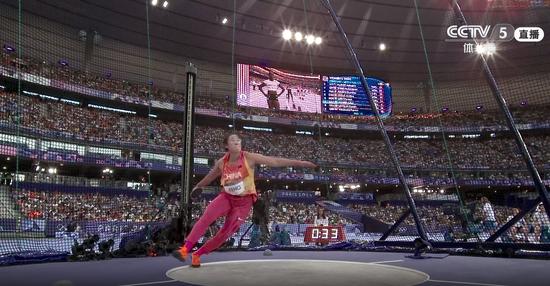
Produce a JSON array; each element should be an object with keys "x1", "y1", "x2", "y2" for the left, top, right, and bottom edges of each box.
[
  {"x1": 246, "y1": 152, "x2": 316, "y2": 168},
  {"x1": 194, "y1": 159, "x2": 222, "y2": 190}
]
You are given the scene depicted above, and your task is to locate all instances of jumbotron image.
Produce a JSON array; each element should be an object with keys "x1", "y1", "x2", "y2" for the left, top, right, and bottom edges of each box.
[{"x1": 0, "y1": 0, "x2": 549, "y2": 286}]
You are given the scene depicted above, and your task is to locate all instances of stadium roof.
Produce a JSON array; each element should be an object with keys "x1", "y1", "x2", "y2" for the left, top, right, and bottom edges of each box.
[{"x1": 12, "y1": 0, "x2": 550, "y2": 82}]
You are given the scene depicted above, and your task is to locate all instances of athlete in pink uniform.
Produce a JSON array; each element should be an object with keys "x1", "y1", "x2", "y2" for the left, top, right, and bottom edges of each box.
[{"x1": 173, "y1": 133, "x2": 316, "y2": 267}]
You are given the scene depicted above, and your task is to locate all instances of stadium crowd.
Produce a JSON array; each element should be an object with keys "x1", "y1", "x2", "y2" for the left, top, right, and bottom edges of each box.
[
  {"x1": 2, "y1": 52, "x2": 550, "y2": 244},
  {"x1": 11, "y1": 189, "x2": 179, "y2": 222},
  {"x1": 349, "y1": 203, "x2": 462, "y2": 230},
  {"x1": 2, "y1": 51, "x2": 550, "y2": 129},
  {"x1": 10, "y1": 186, "x2": 347, "y2": 224},
  {"x1": 349, "y1": 201, "x2": 549, "y2": 243},
  {"x1": 198, "y1": 98, "x2": 550, "y2": 127},
  {"x1": 269, "y1": 202, "x2": 350, "y2": 225},
  {"x1": 0, "y1": 91, "x2": 183, "y2": 149},
  {"x1": 1, "y1": 91, "x2": 549, "y2": 172},
  {"x1": 1, "y1": 53, "x2": 184, "y2": 104},
  {"x1": 9, "y1": 187, "x2": 549, "y2": 242}
]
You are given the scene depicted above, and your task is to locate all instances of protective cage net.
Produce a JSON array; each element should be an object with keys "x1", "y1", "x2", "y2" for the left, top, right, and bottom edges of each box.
[{"x1": 0, "y1": 0, "x2": 549, "y2": 265}]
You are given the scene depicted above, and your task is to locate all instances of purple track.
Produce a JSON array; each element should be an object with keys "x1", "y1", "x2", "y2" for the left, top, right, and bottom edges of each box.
[{"x1": 1, "y1": 251, "x2": 549, "y2": 286}]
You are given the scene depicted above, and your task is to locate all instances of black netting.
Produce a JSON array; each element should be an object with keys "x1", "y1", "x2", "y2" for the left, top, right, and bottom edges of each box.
[{"x1": 1, "y1": 0, "x2": 549, "y2": 265}]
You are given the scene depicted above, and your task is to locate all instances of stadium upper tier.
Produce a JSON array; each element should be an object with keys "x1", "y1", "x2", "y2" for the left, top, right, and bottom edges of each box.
[{"x1": 2, "y1": 52, "x2": 550, "y2": 131}]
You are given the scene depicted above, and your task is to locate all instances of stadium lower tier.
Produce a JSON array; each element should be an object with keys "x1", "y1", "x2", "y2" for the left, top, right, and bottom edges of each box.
[{"x1": 1, "y1": 187, "x2": 549, "y2": 260}]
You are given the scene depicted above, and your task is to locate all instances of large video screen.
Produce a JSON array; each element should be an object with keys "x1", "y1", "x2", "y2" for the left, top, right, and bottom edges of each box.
[
  {"x1": 237, "y1": 64, "x2": 322, "y2": 113},
  {"x1": 322, "y1": 76, "x2": 392, "y2": 116}
]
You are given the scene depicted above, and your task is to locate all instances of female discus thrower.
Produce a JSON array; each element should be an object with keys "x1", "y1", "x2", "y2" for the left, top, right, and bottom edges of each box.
[{"x1": 173, "y1": 133, "x2": 317, "y2": 267}]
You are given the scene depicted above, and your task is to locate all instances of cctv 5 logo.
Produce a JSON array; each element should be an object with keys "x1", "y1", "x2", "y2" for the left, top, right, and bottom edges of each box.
[
  {"x1": 447, "y1": 25, "x2": 491, "y2": 39},
  {"x1": 446, "y1": 24, "x2": 515, "y2": 42}
]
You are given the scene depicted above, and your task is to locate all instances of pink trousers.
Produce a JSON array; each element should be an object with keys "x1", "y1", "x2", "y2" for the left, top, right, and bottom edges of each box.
[{"x1": 185, "y1": 192, "x2": 255, "y2": 255}]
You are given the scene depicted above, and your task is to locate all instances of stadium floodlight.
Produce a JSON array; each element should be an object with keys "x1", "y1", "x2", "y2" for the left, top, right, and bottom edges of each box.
[
  {"x1": 314, "y1": 37, "x2": 322, "y2": 45},
  {"x1": 2, "y1": 44, "x2": 15, "y2": 53},
  {"x1": 282, "y1": 29, "x2": 292, "y2": 40},
  {"x1": 162, "y1": 1, "x2": 168, "y2": 8},
  {"x1": 476, "y1": 43, "x2": 486, "y2": 54},
  {"x1": 222, "y1": 17, "x2": 228, "y2": 24},
  {"x1": 305, "y1": 35, "x2": 315, "y2": 45},
  {"x1": 294, "y1": 32, "x2": 303, "y2": 42},
  {"x1": 486, "y1": 43, "x2": 496, "y2": 55},
  {"x1": 379, "y1": 43, "x2": 386, "y2": 51},
  {"x1": 151, "y1": 0, "x2": 158, "y2": 6}
]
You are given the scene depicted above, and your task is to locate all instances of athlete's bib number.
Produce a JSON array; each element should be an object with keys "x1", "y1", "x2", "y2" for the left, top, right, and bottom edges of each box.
[{"x1": 224, "y1": 181, "x2": 246, "y2": 195}]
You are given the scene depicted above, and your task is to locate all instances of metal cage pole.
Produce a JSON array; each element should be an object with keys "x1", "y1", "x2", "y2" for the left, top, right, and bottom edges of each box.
[
  {"x1": 320, "y1": 0, "x2": 428, "y2": 241},
  {"x1": 180, "y1": 62, "x2": 198, "y2": 237}
]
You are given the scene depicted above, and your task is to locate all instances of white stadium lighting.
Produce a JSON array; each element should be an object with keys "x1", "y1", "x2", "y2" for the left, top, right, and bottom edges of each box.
[
  {"x1": 379, "y1": 43, "x2": 386, "y2": 51},
  {"x1": 282, "y1": 29, "x2": 292, "y2": 40},
  {"x1": 476, "y1": 43, "x2": 486, "y2": 54},
  {"x1": 222, "y1": 17, "x2": 228, "y2": 24},
  {"x1": 314, "y1": 36, "x2": 322, "y2": 45},
  {"x1": 162, "y1": 1, "x2": 168, "y2": 8},
  {"x1": 486, "y1": 43, "x2": 496, "y2": 55},
  {"x1": 305, "y1": 35, "x2": 315, "y2": 45},
  {"x1": 151, "y1": 0, "x2": 158, "y2": 6},
  {"x1": 294, "y1": 32, "x2": 303, "y2": 42}
]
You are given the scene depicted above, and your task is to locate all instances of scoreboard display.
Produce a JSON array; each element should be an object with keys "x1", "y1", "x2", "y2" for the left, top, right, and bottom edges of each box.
[{"x1": 321, "y1": 76, "x2": 392, "y2": 116}]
